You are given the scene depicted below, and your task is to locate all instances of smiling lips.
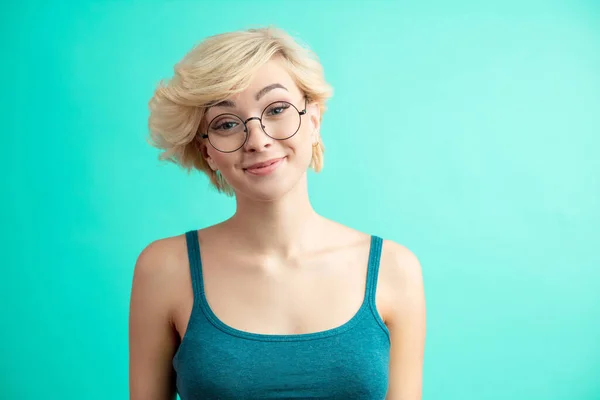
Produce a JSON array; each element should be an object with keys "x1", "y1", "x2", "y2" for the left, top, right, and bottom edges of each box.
[{"x1": 243, "y1": 157, "x2": 285, "y2": 176}]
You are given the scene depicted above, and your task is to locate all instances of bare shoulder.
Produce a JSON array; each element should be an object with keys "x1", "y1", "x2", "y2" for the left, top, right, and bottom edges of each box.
[
  {"x1": 131, "y1": 233, "x2": 192, "y2": 327},
  {"x1": 322, "y1": 219, "x2": 372, "y2": 248},
  {"x1": 135, "y1": 233, "x2": 188, "y2": 276},
  {"x1": 380, "y1": 240, "x2": 423, "y2": 283},
  {"x1": 378, "y1": 240, "x2": 426, "y2": 327},
  {"x1": 129, "y1": 233, "x2": 192, "y2": 399},
  {"x1": 131, "y1": 233, "x2": 191, "y2": 326},
  {"x1": 377, "y1": 240, "x2": 427, "y2": 398}
]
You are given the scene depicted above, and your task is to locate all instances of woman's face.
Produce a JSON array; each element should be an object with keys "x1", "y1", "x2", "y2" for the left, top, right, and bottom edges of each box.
[{"x1": 201, "y1": 57, "x2": 321, "y2": 201}]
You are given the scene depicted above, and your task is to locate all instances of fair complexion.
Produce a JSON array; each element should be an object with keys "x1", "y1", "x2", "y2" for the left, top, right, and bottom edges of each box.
[
  {"x1": 200, "y1": 58, "x2": 324, "y2": 258},
  {"x1": 129, "y1": 57, "x2": 426, "y2": 400}
]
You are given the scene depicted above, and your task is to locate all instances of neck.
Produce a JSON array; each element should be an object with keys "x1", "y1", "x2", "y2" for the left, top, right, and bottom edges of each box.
[{"x1": 224, "y1": 175, "x2": 323, "y2": 259}]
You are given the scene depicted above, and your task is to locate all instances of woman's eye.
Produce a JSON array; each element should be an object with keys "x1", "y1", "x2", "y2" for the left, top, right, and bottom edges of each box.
[
  {"x1": 267, "y1": 103, "x2": 290, "y2": 116},
  {"x1": 214, "y1": 120, "x2": 238, "y2": 130}
]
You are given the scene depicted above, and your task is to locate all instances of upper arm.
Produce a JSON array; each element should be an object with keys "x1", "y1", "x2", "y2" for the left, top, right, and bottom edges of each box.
[
  {"x1": 129, "y1": 241, "x2": 180, "y2": 400},
  {"x1": 381, "y1": 241, "x2": 427, "y2": 400}
]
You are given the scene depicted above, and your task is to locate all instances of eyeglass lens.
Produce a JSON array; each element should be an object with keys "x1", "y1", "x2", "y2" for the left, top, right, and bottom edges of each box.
[{"x1": 207, "y1": 101, "x2": 302, "y2": 152}]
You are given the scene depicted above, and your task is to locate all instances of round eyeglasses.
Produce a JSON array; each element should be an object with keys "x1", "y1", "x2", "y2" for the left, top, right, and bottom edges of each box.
[{"x1": 201, "y1": 98, "x2": 307, "y2": 153}]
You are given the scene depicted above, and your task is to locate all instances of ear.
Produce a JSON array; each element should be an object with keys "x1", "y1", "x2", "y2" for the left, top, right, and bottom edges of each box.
[
  {"x1": 198, "y1": 137, "x2": 218, "y2": 171},
  {"x1": 308, "y1": 101, "x2": 321, "y2": 144}
]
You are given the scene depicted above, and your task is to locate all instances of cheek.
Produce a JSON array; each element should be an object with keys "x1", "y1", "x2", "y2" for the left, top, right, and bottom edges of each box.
[
  {"x1": 288, "y1": 136, "x2": 313, "y2": 167},
  {"x1": 210, "y1": 151, "x2": 239, "y2": 171}
]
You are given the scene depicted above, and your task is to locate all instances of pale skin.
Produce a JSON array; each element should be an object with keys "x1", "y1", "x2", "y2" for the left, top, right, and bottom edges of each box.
[{"x1": 129, "y1": 56, "x2": 426, "y2": 400}]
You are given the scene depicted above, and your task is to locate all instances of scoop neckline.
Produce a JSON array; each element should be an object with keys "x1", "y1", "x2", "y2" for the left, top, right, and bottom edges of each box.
[
  {"x1": 197, "y1": 286, "x2": 371, "y2": 342},
  {"x1": 194, "y1": 234, "x2": 378, "y2": 342}
]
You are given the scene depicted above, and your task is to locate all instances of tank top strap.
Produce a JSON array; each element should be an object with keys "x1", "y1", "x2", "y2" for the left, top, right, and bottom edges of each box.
[
  {"x1": 366, "y1": 235, "x2": 384, "y2": 309},
  {"x1": 184, "y1": 231, "x2": 383, "y2": 310},
  {"x1": 184, "y1": 230, "x2": 205, "y2": 299}
]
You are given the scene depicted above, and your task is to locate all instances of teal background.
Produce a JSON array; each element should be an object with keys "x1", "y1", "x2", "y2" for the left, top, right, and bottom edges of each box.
[{"x1": 1, "y1": 0, "x2": 599, "y2": 399}]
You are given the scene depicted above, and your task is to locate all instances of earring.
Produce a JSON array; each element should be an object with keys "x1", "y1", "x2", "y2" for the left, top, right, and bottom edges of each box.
[{"x1": 313, "y1": 129, "x2": 320, "y2": 147}]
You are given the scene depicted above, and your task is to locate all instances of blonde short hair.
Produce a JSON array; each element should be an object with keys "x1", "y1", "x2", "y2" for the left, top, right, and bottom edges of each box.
[{"x1": 147, "y1": 26, "x2": 334, "y2": 196}]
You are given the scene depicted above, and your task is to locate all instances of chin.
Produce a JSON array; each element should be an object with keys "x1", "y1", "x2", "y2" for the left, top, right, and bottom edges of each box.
[
  {"x1": 236, "y1": 177, "x2": 299, "y2": 202},
  {"x1": 233, "y1": 169, "x2": 309, "y2": 203},
  {"x1": 222, "y1": 153, "x2": 312, "y2": 201}
]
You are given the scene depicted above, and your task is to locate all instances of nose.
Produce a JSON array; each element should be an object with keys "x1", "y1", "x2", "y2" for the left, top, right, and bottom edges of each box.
[{"x1": 243, "y1": 117, "x2": 273, "y2": 152}]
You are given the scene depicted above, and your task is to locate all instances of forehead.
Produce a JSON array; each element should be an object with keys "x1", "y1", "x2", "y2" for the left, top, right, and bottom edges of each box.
[
  {"x1": 203, "y1": 57, "x2": 303, "y2": 123},
  {"x1": 239, "y1": 57, "x2": 302, "y2": 100}
]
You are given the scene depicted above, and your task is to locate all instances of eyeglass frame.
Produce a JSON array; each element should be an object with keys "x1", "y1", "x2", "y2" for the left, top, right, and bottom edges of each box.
[{"x1": 199, "y1": 97, "x2": 308, "y2": 153}]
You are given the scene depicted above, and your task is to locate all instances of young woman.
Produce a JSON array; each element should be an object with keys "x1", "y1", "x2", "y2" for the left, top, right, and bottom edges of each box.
[{"x1": 129, "y1": 26, "x2": 426, "y2": 400}]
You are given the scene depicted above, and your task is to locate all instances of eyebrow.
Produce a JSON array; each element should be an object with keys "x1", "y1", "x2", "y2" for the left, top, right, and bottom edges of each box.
[
  {"x1": 255, "y1": 83, "x2": 288, "y2": 101},
  {"x1": 209, "y1": 83, "x2": 288, "y2": 109}
]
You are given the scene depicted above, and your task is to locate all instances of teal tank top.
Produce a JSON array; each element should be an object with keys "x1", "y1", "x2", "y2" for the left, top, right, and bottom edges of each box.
[{"x1": 173, "y1": 230, "x2": 391, "y2": 399}]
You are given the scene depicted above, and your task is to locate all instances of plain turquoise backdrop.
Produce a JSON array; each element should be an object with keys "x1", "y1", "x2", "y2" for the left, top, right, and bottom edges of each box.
[{"x1": 1, "y1": 0, "x2": 599, "y2": 399}]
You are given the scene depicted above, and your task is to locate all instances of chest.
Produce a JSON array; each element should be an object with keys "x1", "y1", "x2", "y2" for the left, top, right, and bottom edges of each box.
[
  {"x1": 177, "y1": 241, "x2": 383, "y2": 337},
  {"x1": 173, "y1": 317, "x2": 391, "y2": 400},
  {"x1": 212, "y1": 262, "x2": 369, "y2": 334},
  {"x1": 171, "y1": 231, "x2": 392, "y2": 399}
]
